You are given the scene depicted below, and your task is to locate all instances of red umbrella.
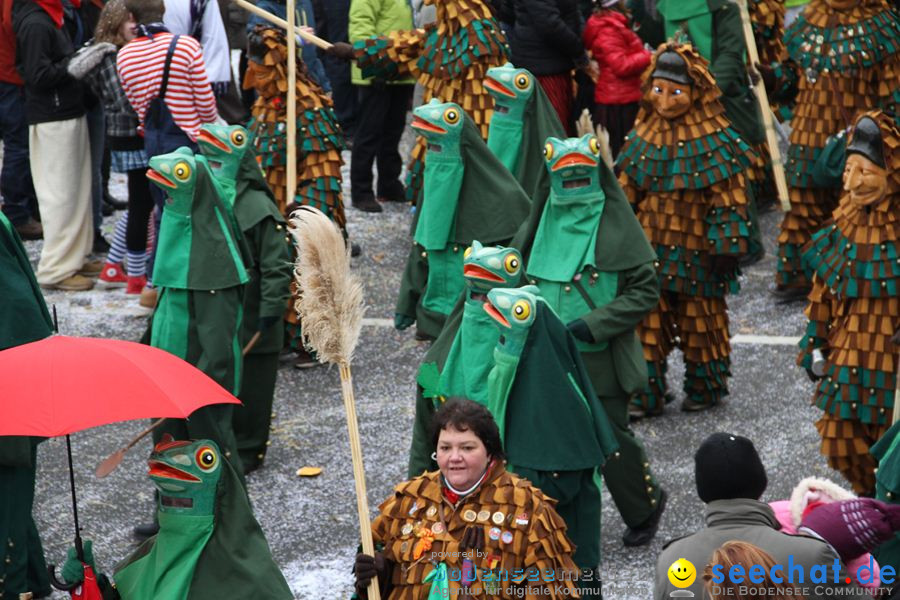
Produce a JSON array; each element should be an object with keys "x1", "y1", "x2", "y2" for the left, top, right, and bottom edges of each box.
[
  {"x1": 0, "y1": 335, "x2": 240, "y2": 436},
  {"x1": 0, "y1": 335, "x2": 241, "y2": 594}
]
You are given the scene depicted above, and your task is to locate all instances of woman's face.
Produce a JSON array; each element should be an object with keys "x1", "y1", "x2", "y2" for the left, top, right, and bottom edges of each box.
[
  {"x1": 650, "y1": 78, "x2": 692, "y2": 120},
  {"x1": 119, "y1": 14, "x2": 136, "y2": 43},
  {"x1": 436, "y1": 426, "x2": 490, "y2": 491},
  {"x1": 843, "y1": 153, "x2": 888, "y2": 207}
]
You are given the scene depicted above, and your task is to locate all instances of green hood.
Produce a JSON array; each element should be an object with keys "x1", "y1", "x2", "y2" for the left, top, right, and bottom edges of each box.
[
  {"x1": 234, "y1": 146, "x2": 284, "y2": 233},
  {"x1": 498, "y1": 301, "x2": 619, "y2": 470},
  {"x1": 149, "y1": 152, "x2": 249, "y2": 291},
  {"x1": 414, "y1": 110, "x2": 532, "y2": 248},
  {"x1": 512, "y1": 159, "x2": 656, "y2": 272},
  {"x1": 114, "y1": 455, "x2": 292, "y2": 599}
]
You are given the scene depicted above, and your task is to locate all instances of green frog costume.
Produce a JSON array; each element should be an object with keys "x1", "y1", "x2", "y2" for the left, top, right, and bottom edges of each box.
[
  {"x1": 484, "y1": 62, "x2": 565, "y2": 200},
  {"x1": 872, "y1": 421, "x2": 900, "y2": 571},
  {"x1": 483, "y1": 286, "x2": 618, "y2": 572},
  {"x1": 510, "y1": 134, "x2": 666, "y2": 541},
  {"x1": 395, "y1": 99, "x2": 531, "y2": 340},
  {"x1": 61, "y1": 438, "x2": 292, "y2": 599},
  {"x1": 147, "y1": 149, "x2": 249, "y2": 476},
  {"x1": 0, "y1": 211, "x2": 53, "y2": 599},
  {"x1": 197, "y1": 124, "x2": 293, "y2": 474},
  {"x1": 408, "y1": 241, "x2": 524, "y2": 476}
]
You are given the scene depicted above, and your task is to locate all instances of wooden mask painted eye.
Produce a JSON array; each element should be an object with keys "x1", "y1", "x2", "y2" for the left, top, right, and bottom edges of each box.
[
  {"x1": 543, "y1": 142, "x2": 554, "y2": 160},
  {"x1": 512, "y1": 300, "x2": 531, "y2": 321},
  {"x1": 443, "y1": 108, "x2": 460, "y2": 124},
  {"x1": 504, "y1": 254, "x2": 520, "y2": 274},
  {"x1": 230, "y1": 130, "x2": 246, "y2": 147},
  {"x1": 195, "y1": 446, "x2": 218, "y2": 471},
  {"x1": 173, "y1": 161, "x2": 192, "y2": 181}
]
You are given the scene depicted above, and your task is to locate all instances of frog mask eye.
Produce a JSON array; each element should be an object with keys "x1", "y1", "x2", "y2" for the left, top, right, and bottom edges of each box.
[
  {"x1": 230, "y1": 130, "x2": 247, "y2": 147},
  {"x1": 512, "y1": 299, "x2": 531, "y2": 321},
  {"x1": 173, "y1": 161, "x2": 192, "y2": 181},
  {"x1": 195, "y1": 446, "x2": 219, "y2": 472},
  {"x1": 514, "y1": 73, "x2": 531, "y2": 90},
  {"x1": 443, "y1": 107, "x2": 460, "y2": 125},
  {"x1": 504, "y1": 254, "x2": 520, "y2": 274}
]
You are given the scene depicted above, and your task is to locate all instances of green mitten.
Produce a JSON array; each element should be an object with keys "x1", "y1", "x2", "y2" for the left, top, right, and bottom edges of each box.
[{"x1": 61, "y1": 540, "x2": 95, "y2": 584}]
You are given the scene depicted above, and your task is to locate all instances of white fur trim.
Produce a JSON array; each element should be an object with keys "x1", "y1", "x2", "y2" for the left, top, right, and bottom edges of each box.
[
  {"x1": 67, "y1": 42, "x2": 117, "y2": 80},
  {"x1": 789, "y1": 477, "x2": 855, "y2": 526}
]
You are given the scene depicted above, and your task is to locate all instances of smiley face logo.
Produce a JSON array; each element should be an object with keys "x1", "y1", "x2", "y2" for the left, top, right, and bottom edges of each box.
[{"x1": 667, "y1": 558, "x2": 696, "y2": 588}]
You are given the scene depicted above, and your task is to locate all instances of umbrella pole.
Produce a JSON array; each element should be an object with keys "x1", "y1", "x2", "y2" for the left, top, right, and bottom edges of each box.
[{"x1": 65, "y1": 434, "x2": 84, "y2": 562}]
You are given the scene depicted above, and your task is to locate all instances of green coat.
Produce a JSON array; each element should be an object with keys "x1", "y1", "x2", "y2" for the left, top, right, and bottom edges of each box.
[
  {"x1": 0, "y1": 212, "x2": 52, "y2": 598},
  {"x1": 233, "y1": 151, "x2": 292, "y2": 355},
  {"x1": 348, "y1": 0, "x2": 415, "y2": 85},
  {"x1": 511, "y1": 161, "x2": 659, "y2": 396},
  {"x1": 657, "y1": 0, "x2": 765, "y2": 145}
]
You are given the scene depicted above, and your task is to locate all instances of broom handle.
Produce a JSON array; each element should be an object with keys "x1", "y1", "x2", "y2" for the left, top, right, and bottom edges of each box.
[
  {"x1": 892, "y1": 349, "x2": 900, "y2": 425},
  {"x1": 734, "y1": 0, "x2": 791, "y2": 212},
  {"x1": 231, "y1": 0, "x2": 333, "y2": 50},
  {"x1": 339, "y1": 363, "x2": 381, "y2": 600}
]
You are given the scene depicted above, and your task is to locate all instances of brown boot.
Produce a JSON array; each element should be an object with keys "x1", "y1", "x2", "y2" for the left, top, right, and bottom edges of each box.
[{"x1": 40, "y1": 274, "x2": 95, "y2": 291}]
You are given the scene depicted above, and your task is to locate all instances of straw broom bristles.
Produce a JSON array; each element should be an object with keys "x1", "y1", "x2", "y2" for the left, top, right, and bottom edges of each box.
[{"x1": 288, "y1": 206, "x2": 364, "y2": 366}]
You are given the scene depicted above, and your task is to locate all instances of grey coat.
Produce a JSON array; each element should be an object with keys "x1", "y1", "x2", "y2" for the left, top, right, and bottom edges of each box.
[{"x1": 655, "y1": 498, "x2": 863, "y2": 600}]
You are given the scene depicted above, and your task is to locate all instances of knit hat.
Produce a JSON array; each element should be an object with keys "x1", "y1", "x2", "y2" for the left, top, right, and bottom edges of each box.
[
  {"x1": 798, "y1": 498, "x2": 900, "y2": 562},
  {"x1": 694, "y1": 433, "x2": 768, "y2": 503}
]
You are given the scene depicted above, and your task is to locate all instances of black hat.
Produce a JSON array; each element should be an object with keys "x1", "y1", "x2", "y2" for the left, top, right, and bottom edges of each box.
[
  {"x1": 847, "y1": 116, "x2": 886, "y2": 168},
  {"x1": 651, "y1": 51, "x2": 693, "y2": 85},
  {"x1": 247, "y1": 25, "x2": 272, "y2": 64},
  {"x1": 695, "y1": 432, "x2": 768, "y2": 503}
]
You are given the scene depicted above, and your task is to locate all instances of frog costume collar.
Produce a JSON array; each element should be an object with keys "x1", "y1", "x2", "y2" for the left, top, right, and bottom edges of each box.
[
  {"x1": 485, "y1": 63, "x2": 565, "y2": 198},
  {"x1": 147, "y1": 149, "x2": 249, "y2": 290},
  {"x1": 114, "y1": 438, "x2": 293, "y2": 600}
]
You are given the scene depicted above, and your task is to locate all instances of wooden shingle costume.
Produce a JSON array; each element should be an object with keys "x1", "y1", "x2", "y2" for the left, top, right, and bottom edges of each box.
[
  {"x1": 351, "y1": 0, "x2": 508, "y2": 204},
  {"x1": 773, "y1": 0, "x2": 900, "y2": 292},
  {"x1": 798, "y1": 110, "x2": 900, "y2": 496},
  {"x1": 618, "y1": 44, "x2": 756, "y2": 416}
]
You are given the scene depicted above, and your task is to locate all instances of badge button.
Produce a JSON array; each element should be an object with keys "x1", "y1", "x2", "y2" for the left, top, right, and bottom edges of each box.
[
  {"x1": 463, "y1": 509, "x2": 477, "y2": 523},
  {"x1": 491, "y1": 511, "x2": 505, "y2": 525},
  {"x1": 400, "y1": 541, "x2": 409, "y2": 553},
  {"x1": 408, "y1": 501, "x2": 419, "y2": 516},
  {"x1": 515, "y1": 513, "x2": 529, "y2": 527},
  {"x1": 477, "y1": 510, "x2": 491, "y2": 523},
  {"x1": 426, "y1": 505, "x2": 438, "y2": 518},
  {"x1": 401, "y1": 523, "x2": 413, "y2": 536},
  {"x1": 488, "y1": 527, "x2": 501, "y2": 541},
  {"x1": 431, "y1": 522, "x2": 445, "y2": 535},
  {"x1": 501, "y1": 531, "x2": 514, "y2": 544}
]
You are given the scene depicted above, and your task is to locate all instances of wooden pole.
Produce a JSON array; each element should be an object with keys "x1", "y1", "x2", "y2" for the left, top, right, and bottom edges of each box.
[
  {"x1": 230, "y1": 0, "x2": 333, "y2": 50},
  {"x1": 733, "y1": 0, "x2": 791, "y2": 212},
  {"x1": 892, "y1": 356, "x2": 900, "y2": 425},
  {"x1": 339, "y1": 363, "x2": 381, "y2": 600},
  {"x1": 285, "y1": 0, "x2": 297, "y2": 206}
]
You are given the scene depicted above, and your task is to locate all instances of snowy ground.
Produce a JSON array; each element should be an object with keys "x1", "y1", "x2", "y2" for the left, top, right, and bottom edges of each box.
[{"x1": 11, "y1": 136, "x2": 842, "y2": 599}]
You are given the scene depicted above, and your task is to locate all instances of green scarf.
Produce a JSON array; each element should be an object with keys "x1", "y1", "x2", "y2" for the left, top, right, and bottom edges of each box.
[
  {"x1": 526, "y1": 188, "x2": 605, "y2": 282},
  {"x1": 114, "y1": 511, "x2": 215, "y2": 600},
  {"x1": 438, "y1": 296, "x2": 501, "y2": 404}
]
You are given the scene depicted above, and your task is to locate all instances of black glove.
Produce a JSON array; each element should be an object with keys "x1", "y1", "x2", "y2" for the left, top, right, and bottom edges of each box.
[
  {"x1": 326, "y1": 41, "x2": 355, "y2": 60},
  {"x1": 460, "y1": 525, "x2": 485, "y2": 553},
  {"x1": 753, "y1": 63, "x2": 777, "y2": 94},
  {"x1": 258, "y1": 316, "x2": 280, "y2": 332},
  {"x1": 566, "y1": 319, "x2": 594, "y2": 343},
  {"x1": 354, "y1": 552, "x2": 387, "y2": 592},
  {"x1": 709, "y1": 255, "x2": 739, "y2": 277}
]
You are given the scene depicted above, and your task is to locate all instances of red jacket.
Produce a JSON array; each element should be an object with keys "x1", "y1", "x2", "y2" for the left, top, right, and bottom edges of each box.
[
  {"x1": 0, "y1": 0, "x2": 22, "y2": 85},
  {"x1": 583, "y1": 11, "x2": 650, "y2": 105}
]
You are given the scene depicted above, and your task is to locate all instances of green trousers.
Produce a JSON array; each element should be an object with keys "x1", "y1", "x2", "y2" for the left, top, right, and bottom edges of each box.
[
  {"x1": 0, "y1": 443, "x2": 51, "y2": 598},
  {"x1": 598, "y1": 395, "x2": 661, "y2": 527},
  {"x1": 513, "y1": 466, "x2": 601, "y2": 569},
  {"x1": 233, "y1": 352, "x2": 280, "y2": 471}
]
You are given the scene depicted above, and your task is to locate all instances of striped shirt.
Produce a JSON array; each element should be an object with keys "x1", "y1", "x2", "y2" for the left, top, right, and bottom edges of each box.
[{"x1": 117, "y1": 32, "x2": 218, "y2": 141}]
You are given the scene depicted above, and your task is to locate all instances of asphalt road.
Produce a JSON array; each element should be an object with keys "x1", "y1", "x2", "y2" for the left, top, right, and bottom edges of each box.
[{"x1": 19, "y1": 148, "x2": 839, "y2": 599}]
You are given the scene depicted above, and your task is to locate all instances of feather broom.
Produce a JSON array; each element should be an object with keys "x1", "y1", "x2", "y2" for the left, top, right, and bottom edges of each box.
[{"x1": 289, "y1": 207, "x2": 381, "y2": 600}]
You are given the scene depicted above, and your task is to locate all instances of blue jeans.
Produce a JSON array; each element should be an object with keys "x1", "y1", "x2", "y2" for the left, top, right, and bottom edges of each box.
[{"x1": 0, "y1": 83, "x2": 37, "y2": 225}]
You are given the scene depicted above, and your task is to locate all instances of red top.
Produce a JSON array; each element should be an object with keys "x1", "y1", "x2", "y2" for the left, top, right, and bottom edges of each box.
[
  {"x1": 117, "y1": 32, "x2": 218, "y2": 141},
  {"x1": 0, "y1": 0, "x2": 22, "y2": 85},
  {"x1": 583, "y1": 11, "x2": 651, "y2": 105}
]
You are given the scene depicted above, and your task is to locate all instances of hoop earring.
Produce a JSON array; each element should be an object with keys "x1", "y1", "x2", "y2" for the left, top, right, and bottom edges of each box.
[{"x1": 430, "y1": 452, "x2": 437, "y2": 461}]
